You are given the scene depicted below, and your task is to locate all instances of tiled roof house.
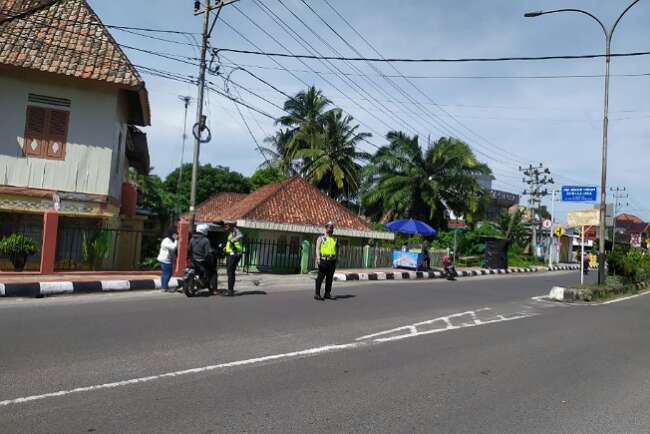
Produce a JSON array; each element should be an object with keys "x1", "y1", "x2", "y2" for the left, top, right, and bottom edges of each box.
[
  {"x1": 0, "y1": 0, "x2": 152, "y2": 270},
  {"x1": 194, "y1": 177, "x2": 393, "y2": 241}
]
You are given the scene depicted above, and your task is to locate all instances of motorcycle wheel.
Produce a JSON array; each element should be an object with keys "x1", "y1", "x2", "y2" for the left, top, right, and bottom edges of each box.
[{"x1": 183, "y1": 276, "x2": 198, "y2": 298}]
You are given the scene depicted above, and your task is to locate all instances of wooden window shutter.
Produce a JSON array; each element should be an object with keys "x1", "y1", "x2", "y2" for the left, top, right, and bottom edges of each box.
[
  {"x1": 23, "y1": 106, "x2": 47, "y2": 156},
  {"x1": 45, "y1": 109, "x2": 69, "y2": 159}
]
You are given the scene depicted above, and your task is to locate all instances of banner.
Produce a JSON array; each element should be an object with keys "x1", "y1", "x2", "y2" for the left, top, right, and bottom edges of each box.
[{"x1": 568, "y1": 209, "x2": 600, "y2": 227}]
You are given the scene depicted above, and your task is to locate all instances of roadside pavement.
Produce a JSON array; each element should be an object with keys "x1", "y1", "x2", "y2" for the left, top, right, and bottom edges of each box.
[{"x1": 0, "y1": 264, "x2": 588, "y2": 298}]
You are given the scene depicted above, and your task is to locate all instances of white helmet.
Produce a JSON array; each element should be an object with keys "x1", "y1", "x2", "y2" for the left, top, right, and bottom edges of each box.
[{"x1": 196, "y1": 224, "x2": 210, "y2": 235}]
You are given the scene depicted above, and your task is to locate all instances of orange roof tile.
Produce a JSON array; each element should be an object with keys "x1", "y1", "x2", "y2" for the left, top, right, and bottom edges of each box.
[
  {"x1": 194, "y1": 177, "x2": 372, "y2": 232},
  {"x1": 0, "y1": 0, "x2": 143, "y2": 88}
]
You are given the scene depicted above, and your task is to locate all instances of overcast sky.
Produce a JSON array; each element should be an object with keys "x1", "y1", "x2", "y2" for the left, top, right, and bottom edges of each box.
[{"x1": 90, "y1": 0, "x2": 650, "y2": 222}]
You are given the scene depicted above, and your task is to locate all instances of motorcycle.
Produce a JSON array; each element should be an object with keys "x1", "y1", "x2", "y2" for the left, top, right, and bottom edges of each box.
[
  {"x1": 443, "y1": 255, "x2": 458, "y2": 281},
  {"x1": 182, "y1": 243, "x2": 224, "y2": 298}
]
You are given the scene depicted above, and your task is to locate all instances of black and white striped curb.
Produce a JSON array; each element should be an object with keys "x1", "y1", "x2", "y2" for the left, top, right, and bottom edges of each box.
[
  {"x1": 334, "y1": 267, "x2": 540, "y2": 282},
  {"x1": 333, "y1": 265, "x2": 594, "y2": 282},
  {"x1": 0, "y1": 278, "x2": 180, "y2": 298}
]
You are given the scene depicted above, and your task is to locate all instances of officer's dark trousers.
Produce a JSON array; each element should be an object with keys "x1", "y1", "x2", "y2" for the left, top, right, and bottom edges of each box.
[
  {"x1": 227, "y1": 254, "x2": 242, "y2": 293},
  {"x1": 315, "y1": 259, "x2": 336, "y2": 297}
]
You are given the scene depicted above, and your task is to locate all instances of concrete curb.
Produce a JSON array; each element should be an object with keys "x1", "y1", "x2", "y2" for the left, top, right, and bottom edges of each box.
[
  {"x1": 549, "y1": 281, "x2": 648, "y2": 302},
  {"x1": 334, "y1": 265, "x2": 595, "y2": 282},
  {"x1": 0, "y1": 278, "x2": 181, "y2": 298}
]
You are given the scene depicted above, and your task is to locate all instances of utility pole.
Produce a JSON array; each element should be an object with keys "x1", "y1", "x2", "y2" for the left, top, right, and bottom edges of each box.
[
  {"x1": 520, "y1": 163, "x2": 554, "y2": 257},
  {"x1": 176, "y1": 95, "x2": 193, "y2": 218},
  {"x1": 610, "y1": 186, "x2": 629, "y2": 252},
  {"x1": 188, "y1": 0, "x2": 237, "y2": 228},
  {"x1": 548, "y1": 188, "x2": 559, "y2": 268}
]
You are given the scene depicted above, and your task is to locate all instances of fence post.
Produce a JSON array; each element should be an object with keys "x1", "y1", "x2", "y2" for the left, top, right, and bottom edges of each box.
[
  {"x1": 363, "y1": 245, "x2": 371, "y2": 269},
  {"x1": 300, "y1": 239, "x2": 311, "y2": 274},
  {"x1": 39, "y1": 208, "x2": 59, "y2": 274},
  {"x1": 174, "y1": 218, "x2": 190, "y2": 277}
]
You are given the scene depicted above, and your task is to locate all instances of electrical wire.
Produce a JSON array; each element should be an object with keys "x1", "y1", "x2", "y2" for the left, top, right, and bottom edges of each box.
[{"x1": 215, "y1": 47, "x2": 650, "y2": 63}]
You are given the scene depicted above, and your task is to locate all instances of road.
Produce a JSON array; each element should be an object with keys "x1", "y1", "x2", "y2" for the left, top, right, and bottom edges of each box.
[{"x1": 1, "y1": 271, "x2": 649, "y2": 433}]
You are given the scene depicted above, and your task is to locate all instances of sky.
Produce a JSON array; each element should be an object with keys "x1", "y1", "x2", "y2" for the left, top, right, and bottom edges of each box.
[{"x1": 89, "y1": 0, "x2": 650, "y2": 223}]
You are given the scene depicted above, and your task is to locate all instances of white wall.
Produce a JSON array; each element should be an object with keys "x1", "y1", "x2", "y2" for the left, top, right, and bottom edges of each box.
[{"x1": 0, "y1": 73, "x2": 124, "y2": 199}]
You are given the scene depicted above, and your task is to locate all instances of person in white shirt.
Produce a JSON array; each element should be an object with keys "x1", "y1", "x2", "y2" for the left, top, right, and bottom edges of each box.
[{"x1": 157, "y1": 227, "x2": 178, "y2": 291}]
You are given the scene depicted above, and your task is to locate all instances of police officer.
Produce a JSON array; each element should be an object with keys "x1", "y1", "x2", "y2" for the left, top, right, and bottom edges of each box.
[
  {"x1": 315, "y1": 222, "x2": 337, "y2": 301},
  {"x1": 224, "y1": 220, "x2": 243, "y2": 297}
]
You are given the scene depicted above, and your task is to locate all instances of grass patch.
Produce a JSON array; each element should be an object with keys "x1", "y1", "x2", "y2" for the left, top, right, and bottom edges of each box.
[{"x1": 573, "y1": 276, "x2": 647, "y2": 302}]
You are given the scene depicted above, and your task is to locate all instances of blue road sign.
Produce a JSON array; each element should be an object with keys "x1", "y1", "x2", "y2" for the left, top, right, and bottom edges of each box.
[{"x1": 561, "y1": 186, "x2": 598, "y2": 202}]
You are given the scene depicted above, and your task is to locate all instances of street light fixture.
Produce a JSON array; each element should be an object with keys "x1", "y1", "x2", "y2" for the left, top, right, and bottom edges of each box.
[{"x1": 523, "y1": 1, "x2": 642, "y2": 285}]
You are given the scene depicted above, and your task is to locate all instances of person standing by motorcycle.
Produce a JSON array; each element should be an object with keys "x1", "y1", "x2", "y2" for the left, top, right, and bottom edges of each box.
[
  {"x1": 224, "y1": 220, "x2": 243, "y2": 297},
  {"x1": 157, "y1": 226, "x2": 177, "y2": 292},
  {"x1": 188, "y1": 224, "x2": 217, "y2": 295}
]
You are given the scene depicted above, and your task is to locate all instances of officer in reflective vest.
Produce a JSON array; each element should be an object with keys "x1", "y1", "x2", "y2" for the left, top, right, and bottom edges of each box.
[
  {"x1": 315, "y1": 222, "x2": 337, "y2": 301},
  {"x1": 224, "y1": 220, "x2": 243, "y2": 297}
]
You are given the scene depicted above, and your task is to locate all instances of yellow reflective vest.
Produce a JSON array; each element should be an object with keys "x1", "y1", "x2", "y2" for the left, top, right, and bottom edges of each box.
[{"x1": 319, "y1": 236, "x2": 337, "y2": 257}]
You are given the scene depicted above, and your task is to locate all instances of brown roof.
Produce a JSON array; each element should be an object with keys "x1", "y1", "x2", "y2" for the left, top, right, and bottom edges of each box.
[
  {"x1": 0, "y1": 0, "x2": 150, "y2": 125},
  {"x1": 193, "y1": 192, "x2": 248, "y2": 222},
  {"x1": 615, "y1": 213, "x2": 649, "y2": 234},
  {"x1": 194, "y1": 177, "x2": 373, "y2": 232}
]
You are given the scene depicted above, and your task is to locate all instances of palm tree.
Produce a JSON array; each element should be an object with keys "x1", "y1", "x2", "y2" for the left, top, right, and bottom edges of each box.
[
  {"x1": 362, "y1": 132, "x2": 491, "y2": 228},
  {"x1": 276, "y1": 86, "x2": 331, "y2": 163},
  {"x1": 296, "y1": 109, "x2": 371, "y2": 200},
  {"x1": 259, "y1": 128, "x2": 297, "y2": 175}
]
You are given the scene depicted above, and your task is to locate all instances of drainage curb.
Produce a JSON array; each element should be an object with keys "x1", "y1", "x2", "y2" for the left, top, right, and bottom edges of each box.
[{"x1": 0, "y1": 278, "x2": 181, "y2": 298}]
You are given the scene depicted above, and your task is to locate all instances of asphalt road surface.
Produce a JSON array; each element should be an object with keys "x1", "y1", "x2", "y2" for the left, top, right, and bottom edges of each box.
[{"x1": 2, "y1": 271, "x2": 649, "y2": 433}]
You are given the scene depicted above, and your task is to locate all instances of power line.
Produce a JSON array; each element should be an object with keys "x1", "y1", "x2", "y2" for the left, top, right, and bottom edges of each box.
[
  {"x1": 267, "y1": 0, "x2": 430, "y2": 137},
  {"x1": 304, "y1": 0, "x2": 531, "y2": 171},
  {"x1": 215, "y1": 61, "x2": 650, "y2": 81},
  {"x1": 228, "y1": 4, "x2": 419, "y2": 137},
  {"x1": 218, "y1": 15, "x2": 388, "y2": 140},
  {"x1": 215, "y1": 47, "x2": 650, "y2": 63}
]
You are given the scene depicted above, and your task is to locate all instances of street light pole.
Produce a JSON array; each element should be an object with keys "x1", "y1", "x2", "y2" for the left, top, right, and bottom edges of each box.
[{"x1": 524, "y1": 0, "x2": 641, "y2": 285}]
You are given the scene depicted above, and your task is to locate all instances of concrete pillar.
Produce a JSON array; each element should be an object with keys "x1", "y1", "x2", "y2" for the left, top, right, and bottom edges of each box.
[
  {"x1": 39, "y1": 208, "x2": 59, "y2": 274},
  {"x1": 174, "y1": 218, "x2": 190, "y2": 276},
  {"x1": 300, "y1": 239, "x2": 311, "y2": 274}
]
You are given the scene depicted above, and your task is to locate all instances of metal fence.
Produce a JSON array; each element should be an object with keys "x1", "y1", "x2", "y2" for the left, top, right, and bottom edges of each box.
[
  {"x1": 224, "y1": 238, "x2": 302, "y2": 274},
  {"x1": 56, "y1": 223, "x2": 159, "y2": 271}
]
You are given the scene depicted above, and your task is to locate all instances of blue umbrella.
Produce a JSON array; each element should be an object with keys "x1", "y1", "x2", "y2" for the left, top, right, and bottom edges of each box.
[{"x1": 385, "y1": 218, "x2": 437, "y2": 237}]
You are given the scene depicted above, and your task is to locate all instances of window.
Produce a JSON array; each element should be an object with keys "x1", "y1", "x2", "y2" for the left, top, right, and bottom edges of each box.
[{"x1": 23, "y1": 106, "x2": 69, "y2": 160}]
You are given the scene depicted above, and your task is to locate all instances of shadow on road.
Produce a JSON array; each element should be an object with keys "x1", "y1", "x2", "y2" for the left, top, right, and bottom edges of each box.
[
  {"x1": 334, "y1": 294, "x2": 356, "y2": 300},
  {"x1": 234, "y1": 291, "x2": 268, "y2": 297}
]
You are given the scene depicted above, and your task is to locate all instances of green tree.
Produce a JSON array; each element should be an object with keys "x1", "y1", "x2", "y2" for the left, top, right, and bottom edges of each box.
[
  {"x1": 163, "y1": 163, "x2": 251, "y2": 213},
  {"x1": 129, "y1": 169, "x2": 174, "y2": 221},
  {"x1": 494, "y1": 208, "x2": 530, "y2": 248},
  {"x1": 362, "y1": 132, "x2": 491, "y2": 228},
  {"x1": 249, "y1": 166, "x2": 287, "y2": 190},
  {"x1": 296, "y1": 109, "x2": 371, "y2": 200},
  {"x1": 265, "y1": 86, "x2": 332, "y2": 176}
]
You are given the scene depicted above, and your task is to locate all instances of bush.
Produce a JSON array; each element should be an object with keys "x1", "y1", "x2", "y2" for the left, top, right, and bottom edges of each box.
[
  {"x1": 608, "y1": 247, "x2": 650, "y2": 283},
  {"x1": 82, "y1": 230, "x2": 112, "y2": 270},
  {"x1": 0, "y1": 233, "x2": 38, "y2": 271}
]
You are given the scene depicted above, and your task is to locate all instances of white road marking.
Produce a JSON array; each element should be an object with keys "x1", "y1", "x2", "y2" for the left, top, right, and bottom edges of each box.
[
  {"x1": 0, "y1": 305, "x2": 541, "y2": 408},
  {"x1": 356, "y1": 308, "x2": 536, "y2": 343},
  {"x1": 0, "y1": 342, "x2": 362, "y2": 408},
  {"x1": 598, "y1": 290, "x2": 650, "y2": 305}
]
